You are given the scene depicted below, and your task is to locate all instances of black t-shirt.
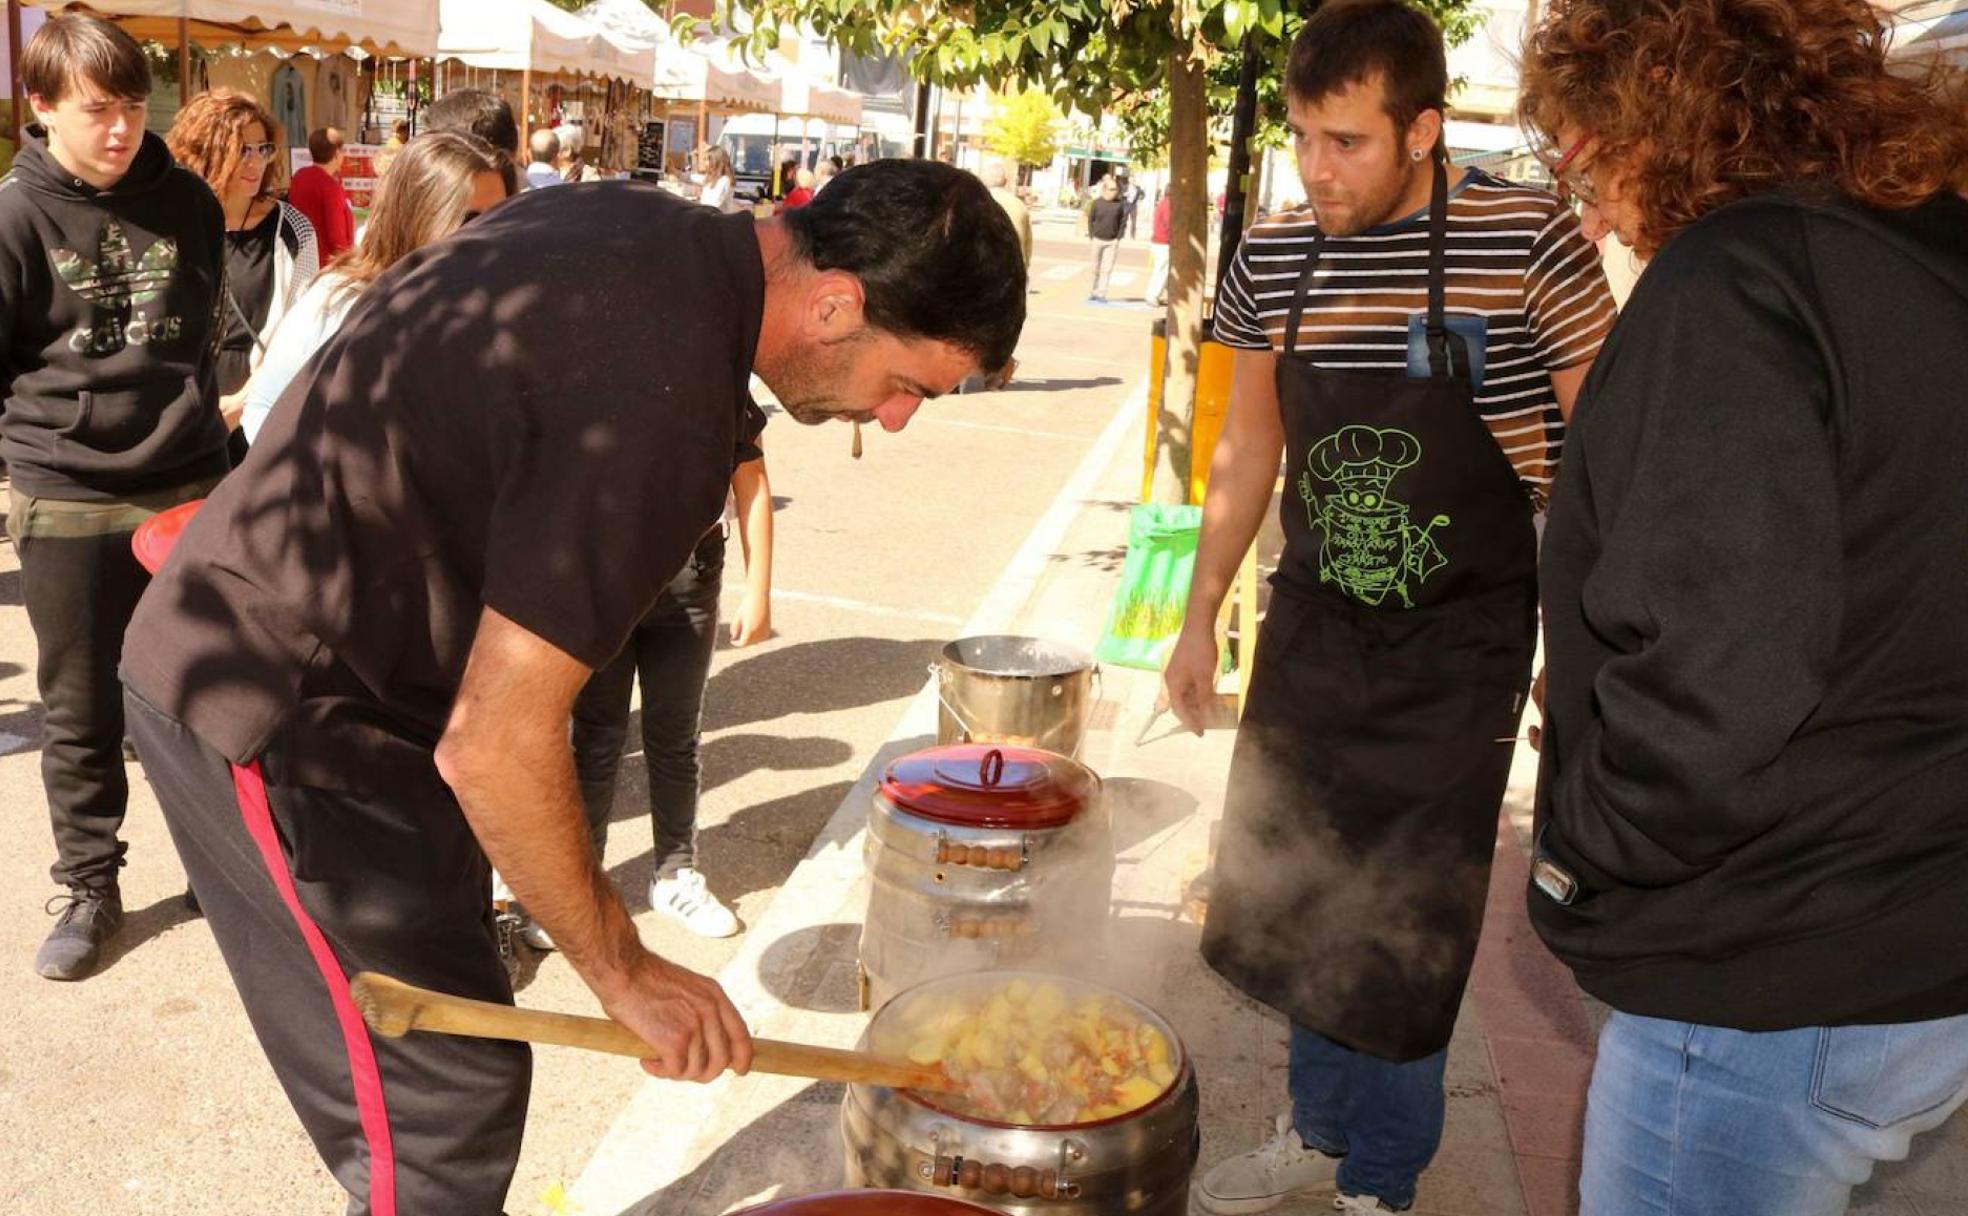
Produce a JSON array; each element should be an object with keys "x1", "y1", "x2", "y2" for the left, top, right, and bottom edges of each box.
[
  {"x1": 217, "y1": 205, "x2": 279, "y2": 394},
  {"x1": 123, "y1": 183, "x2": 765, "y2": 793}
]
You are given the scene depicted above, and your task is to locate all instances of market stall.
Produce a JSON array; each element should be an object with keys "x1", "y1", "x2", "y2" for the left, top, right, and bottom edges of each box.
[
  {"x1": 577, "y1": 0, "x2": 779, "y2": 179},
  {"x1": 437, "y1": 0, "x2": 650, "y2": 133}
]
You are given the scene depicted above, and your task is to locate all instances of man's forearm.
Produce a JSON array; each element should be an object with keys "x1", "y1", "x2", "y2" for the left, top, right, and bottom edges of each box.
[
  {"x1": 1183, "y1": 436, "x2": 1277, "y2": 631},
  {"x1": 441, "y1": 723, "x2": 645, "y2": 998}
]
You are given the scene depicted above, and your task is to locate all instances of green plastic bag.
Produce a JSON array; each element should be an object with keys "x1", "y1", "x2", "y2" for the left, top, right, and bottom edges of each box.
[{"x1": 1095, "y1": 503, "x2": 1205, "y2": 671}]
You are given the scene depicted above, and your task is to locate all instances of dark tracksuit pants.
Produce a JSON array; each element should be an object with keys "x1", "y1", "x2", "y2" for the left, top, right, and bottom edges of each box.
[
  {"x1": 11, "y1": 483, "x2": 209, "y2": 894},
  {"x1": 570, "y1": 530, "x2": 723, "y2": 875},
  {"x1": 124, "y1": 686, "x2": 529, "y2": 1215}
]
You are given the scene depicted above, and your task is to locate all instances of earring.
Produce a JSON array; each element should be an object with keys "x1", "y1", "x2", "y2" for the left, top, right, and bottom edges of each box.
[{"x1": 1412, "y1": 149, "x2": 1426, "y2": 162}]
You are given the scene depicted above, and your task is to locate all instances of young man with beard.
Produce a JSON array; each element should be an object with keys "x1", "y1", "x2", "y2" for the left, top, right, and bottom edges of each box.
[
  {"x1": 118, "y1": 158, "x2": 1026, "y2": 1214},
  {"x1": 0, "y1": 15, "x2": 230, "y2": 981},
  {"x1": 1164, "y1": 2, "x2": 1616, "y2": 1211}
]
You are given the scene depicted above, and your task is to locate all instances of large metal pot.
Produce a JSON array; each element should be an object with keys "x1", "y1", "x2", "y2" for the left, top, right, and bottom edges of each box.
[
  {"x1": 733, "y1": 1190, "x2": 1006, "y2": 1214},
  {"x1": 860, "y1": 745, "x2": 1111, "y2": 1012},
  {"x1": 935, "y1": 636, "x2": 1097, "y2": 760},
  {"x1": 842, "y1": 972, "x2": 1199, "y2": 1215}
]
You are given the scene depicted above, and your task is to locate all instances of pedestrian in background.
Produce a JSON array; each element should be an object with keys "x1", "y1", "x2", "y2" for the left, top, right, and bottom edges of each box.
[
  {"x1": 3, "y1": 15, "x2": 231, "y2": 980},
  {"x1": 1146, "y1": 189, "x2": 1171, "y2": 306},
  {"x1": 1521, "y1": 1, "x2": 1968, "y2": 1212},
  {"x1": 523, "y1": 127, "x2": 562, "y2": 190},
  {"x1": 241, "y1": 133, "x2": 511, "y2": 443},
  {"x1": 1085, "y1": 174, "x2": 1127, "y2": 302},
  {"x1": 555, "y1": 123, "x2": 601, "y2": 184},
  {"x1": 981, "y1": 160, "x2": 1031, "y2": 389},
  {"x1": 698, "y1": 144, "x2": 741, "y2": 213},
  {"x1": 426, "y1": 87, "x2": 522, "y2": 196},
  {"x1": 384, "y1": 117, "x2": 409, "y2": 150},
  {"x1": 288, "y1": 126, "x2": 354, "y2": 261},
  {"x1": 167, "y1": 88, "x2": 319, "y2": 449}
]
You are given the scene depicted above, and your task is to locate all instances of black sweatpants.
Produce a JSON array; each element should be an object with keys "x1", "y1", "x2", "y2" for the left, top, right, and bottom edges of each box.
[
  {"x1": 15, "y1": 523, "x2": 150, "y2": 893},
  {"x1": 124, "y1": 687, "x2": 530, "y2": 1215}
]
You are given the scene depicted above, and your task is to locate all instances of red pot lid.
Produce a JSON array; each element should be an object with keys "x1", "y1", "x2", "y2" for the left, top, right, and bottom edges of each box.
[
  {"x1": 880, "y1": 744, "x2": 1097, "y2": 830},
  {"x1": 131, "y1": 498, "x2": 205, "y2": 576},
  {"x1": 733, "y1": 1192, "x2": 1004, "y2": 1216}
]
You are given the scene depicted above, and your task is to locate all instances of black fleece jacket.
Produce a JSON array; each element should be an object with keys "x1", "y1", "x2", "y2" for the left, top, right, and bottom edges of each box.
[
  {"x1": 1534, "y1": 186, "x2": 1968, "y2": 1029},
  {"x1": 0, "y1": 128, "x2": 229, "y2": 501}
]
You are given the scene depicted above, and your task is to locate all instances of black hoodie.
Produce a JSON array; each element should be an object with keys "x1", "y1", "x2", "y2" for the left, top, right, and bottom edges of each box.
[
  {"x1": 0, "y1": 127, "x2": 229, "y2": 501},
  {"x1": 1534, "y1": 186, "x2": 1968, "y2": 1029}
]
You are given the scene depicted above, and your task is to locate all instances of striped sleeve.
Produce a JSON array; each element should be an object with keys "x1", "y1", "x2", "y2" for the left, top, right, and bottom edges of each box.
[
  {"x1": 1524, "y1": 203, "x2": 1618, "y2": 371},
  {"x1": 1210, "y1": 240, "x2": 1273, "y2": 350}
]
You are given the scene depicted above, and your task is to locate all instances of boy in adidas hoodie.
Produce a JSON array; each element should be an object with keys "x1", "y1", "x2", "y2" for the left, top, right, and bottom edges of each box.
[{"x1": 3, "y1": 15, "x2": 228, "y2": 980}]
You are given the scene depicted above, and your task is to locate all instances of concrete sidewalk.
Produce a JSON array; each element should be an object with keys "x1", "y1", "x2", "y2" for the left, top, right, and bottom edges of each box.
[{"x1": 562, "y1": 380, "x2": 1968, "y2": 1216}]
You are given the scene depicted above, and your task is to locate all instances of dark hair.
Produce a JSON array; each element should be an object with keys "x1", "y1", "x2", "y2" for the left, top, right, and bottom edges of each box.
[
  {"x1": 22, "y1": 14, "x2": 149, "y2": 106},
  {"x1": 1286, "y1": 0, "x2": 1448, "y2": 132},
  {"x1": 391, "y1": 118, "x2": 411, "y2": 140},
  {"x1": 783, "y1": 159, "x2": 1027, "y2": 372},
  {"x1": 1521, "y1": 0, "x2": 1968, "y2": 254},
  {"x1": 307, "y1": 126, "x2": 345, "y2": 164},
  {"x1": 425, "y1": 88, "x2": 519, "y2": 159}
]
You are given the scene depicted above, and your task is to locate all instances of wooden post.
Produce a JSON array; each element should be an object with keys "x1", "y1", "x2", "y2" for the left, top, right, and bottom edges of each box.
[
  {"x1": 519, "y1": 66, "x2": 533, "y2": 132},
  {"x1": 8, "y1": 0, "x2": 24, "y2": 145},
  {"x1": 177, "y1": 16, "x2": 191, "y2": 108}
]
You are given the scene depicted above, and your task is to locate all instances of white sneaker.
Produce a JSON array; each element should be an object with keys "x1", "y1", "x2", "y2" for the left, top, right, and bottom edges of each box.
[
  {"x1": 650, "y1": 868, "x2": 739, "y2": 938},
  {"x1": 1198, "y1": 1113, "x2": 1341, "y2": 1214},
  {"x1": 1333, "y1": 1195, "x2": 1395, "y2": 1213},
  {"x1": 519, "y1": 915, "x2": 556, "y2": 952}
]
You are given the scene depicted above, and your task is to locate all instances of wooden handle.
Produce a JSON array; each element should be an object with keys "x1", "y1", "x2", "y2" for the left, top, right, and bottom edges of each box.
[{"x1": 349, "y1": 972, "x2": 956, "y2": 1093}]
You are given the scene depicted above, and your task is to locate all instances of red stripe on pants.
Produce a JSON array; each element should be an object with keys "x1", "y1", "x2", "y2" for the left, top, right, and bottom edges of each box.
[{"x1": 231, "y1": 760, "x2": 398, "y2": 1216}]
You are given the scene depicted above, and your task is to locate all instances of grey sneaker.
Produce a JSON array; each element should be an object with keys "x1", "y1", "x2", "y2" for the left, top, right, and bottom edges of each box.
[
  {"x1": 36, "y1": 889, "x2": 122, "y2": 981},
  {"x1": 1198, "y1": 1113, "x2": 1341, "y2": 1214},
  {"x1": 519, "y1": 914, "x2": 555, "y2": 952}
]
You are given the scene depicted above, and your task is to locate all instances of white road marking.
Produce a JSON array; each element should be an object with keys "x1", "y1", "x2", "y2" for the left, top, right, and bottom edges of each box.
[
  {"x1": 1041, "y1": 262, "x2": 1081, "y2": 281},
  {"x1": 771, "y1": 588, "x2": 963, "y2": 626}
]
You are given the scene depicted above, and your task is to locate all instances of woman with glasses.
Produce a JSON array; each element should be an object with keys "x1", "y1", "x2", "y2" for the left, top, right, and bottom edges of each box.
[
  {"x1": 166, "y1": 89, "x2": 319, "y2": 451},
  {"x1": 1519, "y1": 2, "x2": 1968, "y2": 1212},
  {"x1": 238, "y1": 132, "x2": 510, "y2": 443}
]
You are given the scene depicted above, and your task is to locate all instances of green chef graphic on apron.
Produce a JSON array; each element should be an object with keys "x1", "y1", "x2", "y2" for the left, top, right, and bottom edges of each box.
[{"x1": 1300, "y1": 424, "x2": 1451, "y2": 608}]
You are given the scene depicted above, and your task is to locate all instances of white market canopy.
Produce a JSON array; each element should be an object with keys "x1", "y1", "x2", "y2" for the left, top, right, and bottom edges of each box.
[
  {"x1": 437, "y1": 0, "x2": 651, "y2": 87},
  {"x1": 1889, "y1": 0, "x2": 1968, "y2": 60},
  {"x1": 577, "y1": 0, "x2": 780, "y2": 114},
  {"x1": 776, "y1": 67, "x2": 861, "y2": 127},
  {"x1": 36, "y1": 0, "x2": 440, "y2": 56}
]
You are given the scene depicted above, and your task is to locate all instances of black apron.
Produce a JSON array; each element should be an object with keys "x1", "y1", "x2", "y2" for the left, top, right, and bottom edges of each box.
[{"x1": 1200, "y1": 161, "x2": 1539, "y2": 1062}]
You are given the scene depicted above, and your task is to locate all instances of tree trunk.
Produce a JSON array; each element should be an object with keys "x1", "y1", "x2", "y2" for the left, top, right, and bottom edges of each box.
[{"x1": 1151, "y1": 45, "x2": 1209, "y2": 505}]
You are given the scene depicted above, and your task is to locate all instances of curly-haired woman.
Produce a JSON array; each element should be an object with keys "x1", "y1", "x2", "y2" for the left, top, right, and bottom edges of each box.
[
  {"x1": 1520, "y1": 2, "x2": 1968, "y2": 1213},
  {"x1": 167, "y1": 87, "x2": 319, "y2": 448}
]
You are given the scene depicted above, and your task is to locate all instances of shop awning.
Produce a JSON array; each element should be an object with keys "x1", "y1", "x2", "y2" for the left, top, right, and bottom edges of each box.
[
  {"x1": 576, "y1": 0, "x2": 780, "y2": 114},
  {"x1": 775, "y1": 67, "x2": 861, "y2": 127},
  {"x1": 437, "y1": 0, "x2": 651, "y2": 87},
  {"x1": 36, "y1": 0, "x2": 440, "y2": 56}
]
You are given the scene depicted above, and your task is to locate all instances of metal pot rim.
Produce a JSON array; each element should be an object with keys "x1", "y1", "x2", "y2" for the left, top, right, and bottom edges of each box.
[{"x1": 868, "y1": 969, "x2": 1190, "y2": 1133}]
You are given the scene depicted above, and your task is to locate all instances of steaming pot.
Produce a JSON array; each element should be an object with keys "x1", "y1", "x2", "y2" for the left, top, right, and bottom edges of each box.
[
  {"x1": 859, "y1": 745, "x2": 1111, "y2": 1012},
  {"x1": 842, "y1": 972, "x2": 1199, "y2": 1215}
]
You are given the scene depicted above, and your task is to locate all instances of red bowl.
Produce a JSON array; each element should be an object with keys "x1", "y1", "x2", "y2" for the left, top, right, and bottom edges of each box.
[
  {"x1": 732, "y1": 1190, "x2": 1005, "y2": 1215},
  {"x1": 131, "y1": 499, "x2": 205, "y2": 575}
]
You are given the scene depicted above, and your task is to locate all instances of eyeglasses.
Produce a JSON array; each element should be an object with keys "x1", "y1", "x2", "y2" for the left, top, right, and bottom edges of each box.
[
  {"x1": 239, "y1": 141, "x2": 276, "y2": 161},
  {"x1": 1538, "y1": 132, "x2": 1600, "y2": 209}
]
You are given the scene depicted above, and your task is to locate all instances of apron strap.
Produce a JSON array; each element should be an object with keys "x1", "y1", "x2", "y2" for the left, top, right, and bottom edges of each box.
[
  {"x1": 1282, "y1": 232, "x2": 1327, "y2": 359},
  {"x1": 1424, "y1": 154, "x2": 1464, "y2": 381}
]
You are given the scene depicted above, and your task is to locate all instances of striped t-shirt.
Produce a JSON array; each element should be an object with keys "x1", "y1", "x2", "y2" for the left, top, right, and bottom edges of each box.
[{"x1": 1213, "y1": 169, "x2": 1617, "y2": 507}]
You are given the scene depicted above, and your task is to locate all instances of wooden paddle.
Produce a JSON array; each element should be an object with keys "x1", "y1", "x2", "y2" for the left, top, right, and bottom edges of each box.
[{"x1": 350, "y1": 972, "x2": 959, "y2": 1093}]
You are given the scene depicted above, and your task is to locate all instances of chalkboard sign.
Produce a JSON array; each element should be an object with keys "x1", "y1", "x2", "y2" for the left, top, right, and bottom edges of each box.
[{"x1": 636, "y1": 120, "x2": 666, "y2": 178}]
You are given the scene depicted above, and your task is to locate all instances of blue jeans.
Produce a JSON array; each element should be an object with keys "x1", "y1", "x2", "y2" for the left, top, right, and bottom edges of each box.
[
  {"x1": 1290, "y1": 1025, "x2": 1447, "y2": 1210},
  {"x1": 1583, "y1": 1011, "x2": 1968, "y2": 1216}
]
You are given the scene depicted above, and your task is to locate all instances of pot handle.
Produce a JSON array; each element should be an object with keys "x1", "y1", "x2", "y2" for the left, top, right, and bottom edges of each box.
[
  {"x1": 930, "y1": 1154, "x2": 1080, "y2": 1200},
  {"x1": 929, "y1": 662, "x2": 983, "y2": 743},
  {"x1": 936, "y1": 832, "x2": 1028, "y2": 872}
]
